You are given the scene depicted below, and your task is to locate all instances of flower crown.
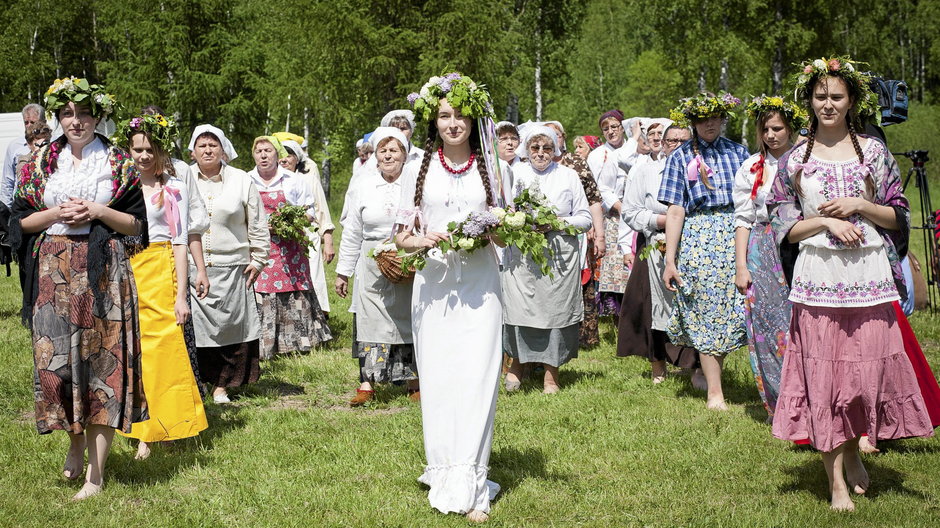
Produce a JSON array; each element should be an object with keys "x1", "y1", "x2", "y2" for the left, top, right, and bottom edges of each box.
[
  {"x1": 43, "y1": 76, "x2": 118, "y2": 120},
  {"x1": 792, "y1": 56, "x2": 880, "y2": 123},
  {"x1": 669, "y1": 91, "x2": 740, "y2": 127},
  {"x1": 407, "y1": 72, "x2": 494, "y2": 122},
  {"x1": 114, "y1": 113, "x2": 178, "y2": 154},
  {"x1": 745, "y1": 95, "x2": 809, "y2": 131}
]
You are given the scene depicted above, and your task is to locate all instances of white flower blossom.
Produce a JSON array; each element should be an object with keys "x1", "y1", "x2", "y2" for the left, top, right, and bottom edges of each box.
[{"x1": 813, "y1": 59, "x2": 827, "y2": 70}]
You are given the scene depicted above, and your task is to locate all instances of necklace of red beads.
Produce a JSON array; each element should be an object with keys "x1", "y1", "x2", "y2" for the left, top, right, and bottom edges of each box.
[{"x1": 438, "y1": 147, "x2": 475, "y2": 175}]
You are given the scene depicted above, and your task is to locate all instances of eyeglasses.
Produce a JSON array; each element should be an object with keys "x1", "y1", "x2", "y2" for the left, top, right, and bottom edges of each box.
[
  {"x1": 528, "y1": 145, "x2": 554, "y2": 154},
  {"x1": 498, "y1": 136, "x2": 519, "y2": 144},
  {"x1": 601, "y1": 124, "x2": 622, "y2": 133},
  {"x1": 663, "y1": 139, "x2": 685, "y2": 145}
]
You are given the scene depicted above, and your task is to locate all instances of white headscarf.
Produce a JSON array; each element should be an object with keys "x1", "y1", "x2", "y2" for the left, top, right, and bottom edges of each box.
[
  {"x1": 281, "y1": 140, "x2": 309, "y2": 164},
  {"x1": 520, "y1": 124, "x2": 561, "y2": 157},
  {"x1": 380, "y1": 109, "x2": 416, "y2": 131},
  {"x1": 188, "y1": 124, "x2": 238, "y2": 161},
  {"x1": 369, "y1": 126, "x2": 410, "y2": 154},
  {"x1": 355, "y1": 138, "x2": 364, "y2": 149}
]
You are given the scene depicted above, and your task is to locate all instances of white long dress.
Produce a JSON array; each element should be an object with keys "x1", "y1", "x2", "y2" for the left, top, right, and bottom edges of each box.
[{"x1": 397, "y1": 157, "x2": 503, "y2": 514}]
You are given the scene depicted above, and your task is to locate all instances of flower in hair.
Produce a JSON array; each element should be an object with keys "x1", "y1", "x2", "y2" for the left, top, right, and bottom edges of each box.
[
  {"x1": 43, "y1": 76, "x2": 118, "y2": 120},
  {"x1": 792, "y1": 55, "x2": 880, "y2": 123},
  {"x1": 745, "y1": 95, "x2": 809, "y2": 131},
  {"x1": 669, "y1": 91, "x2": 740, "y2": 127},
  {"x1": 407, "y1": 72, "x2": 494, "y2": 122},
  {"x1": 113, "y1": 113, "x2": 179, "y2": 154}
]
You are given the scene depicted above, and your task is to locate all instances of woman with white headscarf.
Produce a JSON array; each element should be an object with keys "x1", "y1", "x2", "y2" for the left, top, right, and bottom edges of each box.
[
  {"x1": 336, "y1": 127, "x2": 418, "y2": 406},
  {"x1": 502, "y1": 125, "x2": 592, "y2": 394},
  {"x1": 187, "y1": 124, "x2": 269, "y2": 403},
  {"x1": 276, "y1": 135, "x2": 336, "y2": 316}
]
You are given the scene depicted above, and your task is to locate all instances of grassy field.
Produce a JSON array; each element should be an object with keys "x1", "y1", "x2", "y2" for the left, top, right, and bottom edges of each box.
[{"x1": 0, "y1": 251, "x2": 939, "y2": 528}]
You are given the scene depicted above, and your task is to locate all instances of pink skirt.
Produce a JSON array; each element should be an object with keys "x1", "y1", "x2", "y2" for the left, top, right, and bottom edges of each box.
[{"x1": 772, "y1": 302, "x2": 934, "y2": 452}]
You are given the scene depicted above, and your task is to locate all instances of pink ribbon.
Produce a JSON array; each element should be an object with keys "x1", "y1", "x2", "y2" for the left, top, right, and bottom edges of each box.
[
  {"x1": 791, "y1": 161, "x2": 821, "y2": 176},
  {"x1": 394, "y1": 207, "x2": 426, "y2": 238},
  {"x1": 153, "y1": 185, "x2": 183, "y2": 238},
  {"x1": 686, "y1": 155, "x2": 714, "y2": 183}
]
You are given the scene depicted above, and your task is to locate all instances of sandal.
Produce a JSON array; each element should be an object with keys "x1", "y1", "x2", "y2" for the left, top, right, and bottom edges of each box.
[{"x1": 349, "y1": 388, "x2": 374, "y2": 407}]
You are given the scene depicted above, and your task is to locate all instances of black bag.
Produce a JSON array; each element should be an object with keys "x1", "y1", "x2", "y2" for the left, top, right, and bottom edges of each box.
[
  {"x1": 870, "y1": 78, "x2": 909, "y2": 126},
  {"x1": 0, "y1": 202, "x2": 13, "y2": 276}
]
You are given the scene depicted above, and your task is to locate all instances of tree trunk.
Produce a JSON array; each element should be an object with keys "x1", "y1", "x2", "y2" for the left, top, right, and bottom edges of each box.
[
  {"x1": 285, "y1": 93, "x2": 292, "y2": 132},
  {"x1": 321, "y1": 135, "x2": 331, "y2": 200},
  {"x1": 534, "y1": 47, "x2": 542, "y2": 121}
]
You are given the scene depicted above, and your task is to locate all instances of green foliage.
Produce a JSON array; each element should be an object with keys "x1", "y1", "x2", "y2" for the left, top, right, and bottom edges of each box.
[{"x1": 268, "y1": 203, "x2": 315, "y2": 255}]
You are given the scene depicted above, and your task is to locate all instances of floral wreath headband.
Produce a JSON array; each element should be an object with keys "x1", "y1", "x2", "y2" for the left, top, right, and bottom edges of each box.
[
  {"x1": 792, "y1": 56, "x2": 880, "y2": 124},
  {"x1": 407, "y1": 72, "x2": 494, "y2": 122},
  {"x1": 43, "y1": 76, "x2": 118, "y2": 120},
  {"x1": 114, "y1": 113, "x2": 178, "y2": 154},
  {"x1": 745, "y1": 95, "x2": 809, "y2": 132},
  {"x1": 669, "y1": 92, "x2": 740, "y2": 128}
]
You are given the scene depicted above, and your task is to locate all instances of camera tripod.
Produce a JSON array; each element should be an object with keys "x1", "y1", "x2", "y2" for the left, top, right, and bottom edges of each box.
[{"x1": 895, "y1": 150, "x2": 939, "y2": 311}]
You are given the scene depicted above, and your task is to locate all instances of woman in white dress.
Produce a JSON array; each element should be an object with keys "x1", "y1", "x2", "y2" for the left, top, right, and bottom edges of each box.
[
  {"x1": 502, "y1": 125, "x2": 591, "y2": 394},
  {"x1": 396, "y1": 73, "x2": 507, "y2": 523}
]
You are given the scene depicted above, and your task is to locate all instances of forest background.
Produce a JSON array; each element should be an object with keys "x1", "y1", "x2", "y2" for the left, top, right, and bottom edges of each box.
[{"x1": 1, "y1": 0, "x2": 939, "y2": 198}]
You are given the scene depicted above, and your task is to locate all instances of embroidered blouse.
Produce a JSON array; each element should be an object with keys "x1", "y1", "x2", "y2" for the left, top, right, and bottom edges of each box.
[{"x1": 768, "y1": 137, "x2": 909, "y2": 307}]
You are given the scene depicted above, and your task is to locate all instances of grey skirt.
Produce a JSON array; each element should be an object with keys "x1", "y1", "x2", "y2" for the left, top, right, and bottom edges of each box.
[{"x1": 190, "y1": 264, "x2": 261, "y2": 348}]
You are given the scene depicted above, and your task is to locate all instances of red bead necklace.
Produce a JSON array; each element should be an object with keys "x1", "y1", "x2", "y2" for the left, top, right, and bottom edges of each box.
[{"x1": 438, "y1": 147, "x2": 476, "y2": 175}]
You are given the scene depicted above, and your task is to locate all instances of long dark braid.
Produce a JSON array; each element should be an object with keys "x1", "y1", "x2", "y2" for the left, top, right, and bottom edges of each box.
[
  {"x1": 846, "y1": 117, "x2": 875, "y2": 197},
  {"x1": 792, "y1": 119, "x2": 816, "y2": 198},
  {"x1": 690, "y1": 128, "x2": 716, "y2": 190},
  {"x1": 413, "y1": 121, "x2": 437, "y2": 208}
]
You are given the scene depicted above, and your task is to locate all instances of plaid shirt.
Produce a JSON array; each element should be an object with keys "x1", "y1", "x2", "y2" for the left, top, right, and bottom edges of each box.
[{"x1": 658, "y1": 136, "x2": 749, "y2": 212}]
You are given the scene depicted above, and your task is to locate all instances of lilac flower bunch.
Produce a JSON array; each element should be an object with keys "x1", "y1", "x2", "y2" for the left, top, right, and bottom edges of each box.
[{"x1": 460, "y1": 210, "x2": 499, "y2": 237}]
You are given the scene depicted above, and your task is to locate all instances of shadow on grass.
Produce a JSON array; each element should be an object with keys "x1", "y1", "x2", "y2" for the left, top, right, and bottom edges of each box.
[
  {"x1": 488, "y1": 446, "x2": 570, "y2": 503},
  {"x1": 106, "y1": 402, "x2": 249, "y2": 487},
  {"x1": 779, "y1": 455, "x2": 933, "y2": 503}
]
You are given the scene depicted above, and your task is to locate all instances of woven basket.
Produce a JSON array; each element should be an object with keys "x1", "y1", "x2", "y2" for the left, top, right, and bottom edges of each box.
[{"x1": 375, "y1": 249, "x2": 415, "y2": 284}]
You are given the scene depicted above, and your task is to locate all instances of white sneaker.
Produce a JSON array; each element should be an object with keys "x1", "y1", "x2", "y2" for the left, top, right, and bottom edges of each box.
[{"x1": 213, "y1": 393, "x2": 231, "y2": 404}]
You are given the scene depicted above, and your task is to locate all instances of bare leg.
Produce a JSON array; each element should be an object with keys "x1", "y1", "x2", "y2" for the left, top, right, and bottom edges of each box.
[
  {"x1": 842, "y1": 436, "x2": 870, "y2": 494},
  {"x1": 651, "y1": 360, "x2": 667, "y2": 384},
  {"x1": 691, "y1": 368, "x2": 708, "y2": 391},
  {"x1": 822, "y1": 445, "x2": 854, "y2": 511},
  {"x1": 543, "y1": 364, "x2": 560, "y2": 394},
  {"x1": 135, "y1": 441, "x2": 152, "y2": 461},
  {"x1": 63, "y1": 432, "x2": 86, "y2": 480},
  {"x1": 466, "y1": 510, "x2": 489, "y2": 523},
  {"x1": 700, "y1": 354, "x2": 727, "y2": 410},
  {"x1": 504, "y1": 360, "x2": 523, "y2": 391},
  {"x1": 72, "y1": 425, "x2": 115, "y2": 501}
]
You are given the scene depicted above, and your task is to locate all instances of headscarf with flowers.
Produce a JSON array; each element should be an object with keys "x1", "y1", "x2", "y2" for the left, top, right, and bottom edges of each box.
[
  {"x1": 43, "y1": 76, "x2": 118, "y2": 120},
  {"x1": 792, "y1": 56, "x2": 880, "y2": 125},
  {"x1": 9, "y1": 133, "x2": 147, "y2": 328}
]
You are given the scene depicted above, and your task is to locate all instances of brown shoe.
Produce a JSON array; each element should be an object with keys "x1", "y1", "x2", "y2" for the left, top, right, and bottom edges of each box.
[
  {"x1": 349, "y1": 389, "x2": 374, "y2": 407},
  {"x1": 408, "y1": 389, "x2": 421, "y2": 402}
]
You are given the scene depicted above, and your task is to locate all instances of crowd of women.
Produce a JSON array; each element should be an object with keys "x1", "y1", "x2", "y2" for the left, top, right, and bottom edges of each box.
[{"x1": 7, "y1": 55, "x2": 940, "y2": 520}]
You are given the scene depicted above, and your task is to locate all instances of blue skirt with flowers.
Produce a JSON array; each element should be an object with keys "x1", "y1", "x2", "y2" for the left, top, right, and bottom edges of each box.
[{"x1": 667, "y1": 205, "x2": 746, "y2": 356}]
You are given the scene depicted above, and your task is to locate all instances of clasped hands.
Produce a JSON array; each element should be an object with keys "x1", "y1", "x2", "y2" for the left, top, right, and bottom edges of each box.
[
  {"x1": 817, "y1": 197, "x2": 869, "y2": 247},
  {"x1": 57, "y1": 198, "x2": 104, "y2": 226}
]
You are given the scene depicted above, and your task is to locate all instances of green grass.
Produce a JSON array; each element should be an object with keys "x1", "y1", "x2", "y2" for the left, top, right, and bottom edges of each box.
[{"x1": 1, "y1": 238, "x2": 939, "y2": 528}]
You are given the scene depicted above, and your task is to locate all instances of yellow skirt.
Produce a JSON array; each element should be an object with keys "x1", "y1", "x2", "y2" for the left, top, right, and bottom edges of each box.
[{"x1": 122, "y1": 241, "x2": 208, "y2": 442}]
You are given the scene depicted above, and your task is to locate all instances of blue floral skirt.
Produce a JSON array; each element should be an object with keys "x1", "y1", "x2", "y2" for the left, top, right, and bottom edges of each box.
[{"x1": 667, "y1": 206, "x2": 746, "y2": 356}]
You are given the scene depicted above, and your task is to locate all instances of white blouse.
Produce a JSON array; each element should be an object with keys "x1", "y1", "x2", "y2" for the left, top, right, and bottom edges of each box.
[
  {"x1": 732, "y1": 152, "x2": 778, "y2": 229},
  {"x1": 511, "y1": 162, "x2": 592, "y2": 231},
  {"x1": 172, "y1": 159, "x2": 209, "y2": 235},
  {"x1": 336, "y1": 170, "x2": 404, "y2": 277},
  {"x1": 621, "y1": 157, "x2": 668, "y2": 240},
  {"x1": 587, "y1": 142, "x2": 628, "y2": 212},
  {"x1": 248, "y1": 166, "x2": 317, "y2": 216},
  {"x1": 145, "y1": 175, "x2": 189, "y2": 245},
  {"x1": 44, "y1": 137, "x2": 113, "y2": 235}
]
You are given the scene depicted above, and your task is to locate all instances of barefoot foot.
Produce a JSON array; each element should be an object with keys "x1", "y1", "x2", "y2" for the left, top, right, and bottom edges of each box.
[
  {"x1": 829, "y1": 484, "x2": 855, "y2": 511},
  {"x1": 858, "y1": 435, "x2": 880, "y2": 455},
  {"x1": 135, "y1": 441, "x2": 152, "y2": 461},
  {"x1": 844, "y1": 450, "x2": 870, "y2": 495},
  {"x1": 466, "y1": 509, "x2": 489, "y2": 523},
  {"x1": 71, "y1": 482, "x2": 103, "y2": 501},
  {"x1": 63, "y1": 437, "x2": 86, "y2": 481},
  {"x1": 706, "y1": 398, "x2": 728, "y2": 411}
]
